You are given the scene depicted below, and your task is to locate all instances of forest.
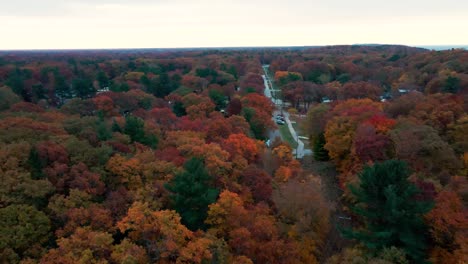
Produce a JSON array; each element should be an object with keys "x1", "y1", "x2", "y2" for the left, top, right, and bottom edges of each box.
[{"x1": 0, "y1": 45, "x2": 466, "y2": 264}]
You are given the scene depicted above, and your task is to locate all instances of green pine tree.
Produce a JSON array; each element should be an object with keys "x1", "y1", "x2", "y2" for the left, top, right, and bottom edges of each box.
[
  {"x1": 342, "y1": 160, "x2": 432, "y2": 263},
  {"x1": 96, "y1": 119, "x2": 111, "y2": 141},
  {"x1": 165, "y1": 158, "x2": 219, "y2": 231},
  {"x1": 124, "y1": 115, "x2": 146, "y2": 143},
  {"x1": 111, "y1": 119, "x2": 122, "y2": 133},
  {"x1": 28, "y1": 147, "x2": 45, "y2": 180},
  {"x1": 172, "y1": 101, "x2": 187, "y2": 117},
  {"x1": 313, "y1": 133, "x2": 330, "y2": 161}
]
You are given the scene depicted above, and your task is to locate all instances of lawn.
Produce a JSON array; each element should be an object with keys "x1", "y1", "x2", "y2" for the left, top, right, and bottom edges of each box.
[{"x1": 278, "y1": 124, "x2": 298, "y2": 149}]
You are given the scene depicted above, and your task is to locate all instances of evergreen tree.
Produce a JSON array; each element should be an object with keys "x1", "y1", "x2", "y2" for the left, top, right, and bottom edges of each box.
[
  {"x1": 444, "y1": 76, "x2": 460, "y2": 93},
  {"x1": 96, "y1": 118, "x2": 111, "y2": 141},
  {"x1": 342, "y1": 160, "x2": 432, "y2": 262},
  {"x1": 111, "y1": 119, "x2": 122, "y2": 133},
  {"x1": 165, "y1": 158, "x2": 219, "y2": 231},
  {"x1": 28, "y1": 147, "x2": 45, "y2": 180},
  {"x1": 313, "y1": 133, "x2": 329, "y2": 161},
  {"x1": 72, "y1": 78, "x2": 95, "y2": 99},
  {"x1": 209, "y1": 89, "x2": 226, "y2": 110},
  {"x1": 172, "y1": 101, "x2": 187, "y2": 117},
  {"x1": 123, "y1": 116, "x2": 158, "y2": 149},
  {"x1": 96, "y1": 71, "x2": 109, "y2": 88},
  {"x1": 124, "y1": 115, "x2": 146, "y2": 143}
]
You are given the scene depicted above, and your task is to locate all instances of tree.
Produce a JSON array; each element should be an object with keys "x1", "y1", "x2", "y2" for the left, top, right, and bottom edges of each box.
[
  {"x1": 343, "y1": 160, "x2": 432, "y2": 262},
  {"x1": 305, "y1": 103, "x2": 330, "y2": 142},
  {"x1": 390, "y1": 122, "x2": 461, "y2": 176},
  {"x1": 352, "y1": 124, "x2": 391, "y2": 163},
  {"x1": 226, "y1": 97, "x2": 242, "y2": 116},
  {"x1": 443, "y1": 76, "x2": 460, "y2": 93},
  {"x1": 313, "y1": 133, "x2": 330, "y2": 161},
  {"x1": 117, "y1": 203, "x2": 193, "y2": 261},
  {"x1": 124, "y1": 115, "x2": 158, "y2": 148},
  {"x1": 72, "y1": 78, "x2": 95, "y2": 99},
  {"x1": 209, "y1": 89, "x2": 226, "y2": 110},
  {"x1": 165, "y1": 158, "x2": 219, "y2": 231},
  {"x1": 0, "y1": 86, "x2": 21, "y2": 111},
  {"x1": 96, "y1": 71, "x2": 109, "y2": 88},
  {"x1": 41, "y1": 228, "x2": 113, "y2": 263},
  {"x1": 425, "y1": 190, "x2": 468, "y2": 264},
  {"x1": 272, "y1": 178, "x2": 331, "y2": 263},
  {"x1": 240, "y1": 166, "x2": 272, "y2": 204},
  {"x1": 0, "y1": 205, "x2": 50, "y2": 261}
]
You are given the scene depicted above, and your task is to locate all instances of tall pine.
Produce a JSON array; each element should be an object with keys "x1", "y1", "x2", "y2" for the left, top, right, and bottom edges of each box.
[
  {"x1": 343, "y1": 160, "x2": 432, "y2": 262},
  {"x1": 313, "y1": 132, "x2": 330, "y2": 161},
  {"x1": 165, "y1": 158, "x2": 219, "y2": 231}
]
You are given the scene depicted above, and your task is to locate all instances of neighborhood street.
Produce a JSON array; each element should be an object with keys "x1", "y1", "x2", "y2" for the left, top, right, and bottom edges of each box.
[{"x1": 262, "y1": 65, "x2": 307, "y2": 158}]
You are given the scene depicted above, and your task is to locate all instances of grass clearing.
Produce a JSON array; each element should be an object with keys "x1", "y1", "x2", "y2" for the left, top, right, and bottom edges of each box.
[{"x1": 278, "y1": 124, "x2": 298, "y2": 149}]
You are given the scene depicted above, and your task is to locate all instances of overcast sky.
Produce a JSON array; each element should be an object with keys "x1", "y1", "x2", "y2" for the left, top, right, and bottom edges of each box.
[{"x1": 1, "y1": 0, "x2": 467, "y2": 49}]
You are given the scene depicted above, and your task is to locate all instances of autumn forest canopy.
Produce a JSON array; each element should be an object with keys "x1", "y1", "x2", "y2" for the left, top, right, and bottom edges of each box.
[{"x1": 0, "y1": 45, "x2": 466, "y2": 264}]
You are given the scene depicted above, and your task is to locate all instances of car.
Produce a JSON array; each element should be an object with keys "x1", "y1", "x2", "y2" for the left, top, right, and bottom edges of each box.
[
  {"x1": 276, "y1": 119, "x2": 285, "y2": 125},
  {"x1": 275, "y1": 115, "x2": 285, "y2": 122}
]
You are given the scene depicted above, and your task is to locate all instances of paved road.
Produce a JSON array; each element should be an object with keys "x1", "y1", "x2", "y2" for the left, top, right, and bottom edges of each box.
[{"x1": 262, "y1": 65, "x2": 306, "y2": 158}]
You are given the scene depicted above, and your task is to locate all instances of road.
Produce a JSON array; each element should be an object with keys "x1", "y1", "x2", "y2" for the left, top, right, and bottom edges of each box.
[{"x1": 262, "y1": 65, "x2": 306, "y2": 159}]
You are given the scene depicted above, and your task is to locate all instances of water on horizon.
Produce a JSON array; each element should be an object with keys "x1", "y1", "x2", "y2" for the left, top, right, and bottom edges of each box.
[{"x1": 417, "y1": 45, "x2": 468, "y2": 50}]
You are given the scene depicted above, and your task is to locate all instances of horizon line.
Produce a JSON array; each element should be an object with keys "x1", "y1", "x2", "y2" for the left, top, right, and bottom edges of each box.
[{"x1": 0, "y1": 44, "x2": 467, "y2": 52}]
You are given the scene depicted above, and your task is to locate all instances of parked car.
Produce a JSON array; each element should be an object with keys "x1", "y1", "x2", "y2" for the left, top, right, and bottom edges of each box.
[
  {"x1": 275, "y1": 115, "x2": 285, "y2": 123},
  {"x1": 276, "y1": 119, "x2": 285, "y2": 125},
  {"x1": 275, "y1": 114, "x2": 285, "y2": 120}
]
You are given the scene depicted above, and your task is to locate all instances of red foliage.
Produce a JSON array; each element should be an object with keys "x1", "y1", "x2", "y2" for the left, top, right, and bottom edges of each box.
[
  {"x1": 10, "y1": 102, "x2": 45, "y2": 113},
  {"x1": 154, "y1": 146, "x2": 186, "y2": 167},
  {"x1": 240, "y1": 166, "x2": 272, "y2": 203}
]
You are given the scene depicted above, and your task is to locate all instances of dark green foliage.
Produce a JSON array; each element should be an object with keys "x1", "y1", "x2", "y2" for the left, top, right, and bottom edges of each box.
[
  {"x1": 72, "y1": 78, "x2": 95, "y2": 99},
  {"x1": 196, "y1": 68, "x2": 218, "y2": 83},
  {"x1": 173, "y1": 101, "x2": 187, "y2": 117},
  {"x1": 112, "y1": 119, "x2": 122, "y2": 133},
  {"x1": 313, "y1": 133, "x2": 329, "y2": 161},
  {"x1": 209, "y1": 89, "x2": 226, "y2": 110},
  {"x1": 0, "y1": 205, "x2": 50, "y2": 260},
  {"x1": 242, "y1": 107, "x2": 267, "y2": 140},
  {"x1": 110, "y1": 82, "x2": 129, "y2": 92},
  {"x1": 165, "y1": 158, "x2": 219, "y2": 231},
  {"x1": 54, "y1": 71, "x2": 70, "y2": 102},
  {"x1": 444, "y1": 76, "x2": 460, "y2": 93},
  {"x1": 245, "y1": 87, "x2": 256, "y2": 94},
  {"x1": 96, "y1": 120, "x2": 112, "y2": 141},
  {"x1": 143, "y1": 134, "x2": 159, "y2": 149},
  {"x1": 97, "y1": 71, "x2": 109, "y2": 88},
  {"x1": 336, "y1": 73, "x2": 351, "y2": 84},
  {"x1": 0, "y1": 86, "x2": 21, "y2": 111},
  {"x1": 228, "y1": 65, "x2": 238, "y2": 79},
  {"x1": 6, "y1": 68, "x2": 25, "y2": 98},
  {"x1": 124, "y1": 116, "x2": 146, "y2": 143},
  {"x1": 31, "y1": 84, "x2": 47, "y2": 101},
  {"x1": 278, "y1": 72, "x2": 301, "y2": 86},
  {"x1": 28, "y1": 147, "x2": 45, "y2": 180},
  {"x1": 343, "y1": 160, "x2": 432, "y2": 262},
  {"x1": 388, "y1": 54, "x2": 401, "y2": 62},
  {"x1": 145, "y1": 72, "x2": 179, "y2": 98},
  {"x1": 124, "y1": 116, "x2": 158, "y2": 149}
]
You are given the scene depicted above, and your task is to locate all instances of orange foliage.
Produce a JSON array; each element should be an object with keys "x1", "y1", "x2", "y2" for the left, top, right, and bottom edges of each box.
[
  {"x1": 117, "y1": 202, "x2": 194, "y2": 261},
  {"x1": 223, "y1": 133, "x2": 260, "y2": 164}
]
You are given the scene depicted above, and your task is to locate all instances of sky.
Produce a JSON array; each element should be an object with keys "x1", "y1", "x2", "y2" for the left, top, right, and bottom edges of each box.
[{"x1": 0, "y1": 0, "x2": 467, "y2": 49}]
